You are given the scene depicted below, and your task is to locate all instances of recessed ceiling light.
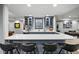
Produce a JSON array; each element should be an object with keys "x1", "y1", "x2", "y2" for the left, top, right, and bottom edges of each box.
[
  {"x1": 53, "y1": 4, "x2": 57, "y2": 7},
  {"x1": 29, "y1": 14, "x2": 32, "y2": 16},
  {"x1": 27, "y1": 4, "x2": 31, "y2": 7},
  {"x1": 69, "y1": 16, "x2": 71, "y2": 17},
  {"x1": 46, "y1": 14, "x2": 49, "y2": 16}
]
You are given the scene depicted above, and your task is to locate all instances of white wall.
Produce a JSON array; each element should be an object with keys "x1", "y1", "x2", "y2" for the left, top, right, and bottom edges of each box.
[
  {"x1": 9, "y1": 19, "x2": 24, "y2": 34},
  {"x1": 57, "y1": 20, "x2": 78, "y2": 33},
  {"x1": 8, "y1": 21, "x2": 15, "y2": 31},
  {"x1": 53, "y1": 17, "x2": 56, "y2": 32},
  {"x1": 9, "y1": 16, "x2": 56, "y2": 32}
]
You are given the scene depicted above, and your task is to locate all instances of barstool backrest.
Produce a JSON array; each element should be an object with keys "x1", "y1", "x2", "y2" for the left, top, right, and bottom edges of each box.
[
  {"x1": 20, "y1": 44, "x2": 35, "y2": 52},
  {"x1": 43, "y1": 44, "x2": 57, "y2": 51},
  {"x1": 63, "y1": 44, "x2": 79, "y2": 52},
  {"x1": 0, "y1": 43, "x2": 15, "y2": 51}
]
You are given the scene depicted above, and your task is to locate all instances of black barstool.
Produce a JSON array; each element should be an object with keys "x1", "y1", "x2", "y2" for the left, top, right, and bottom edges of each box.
[
  {"x1": 20, "y1": 44, "x2": 36, "y2": 54},
  {"x1": 59, "y1": 43, "x2": 79, "y2": 54},
  {"x1": 57, "y1": 42, "x2": 65, "y2": 48},
  {"x1": 12, "y1": 43, "x2": 22, "y2": 54},
  {"x1": 0, "y1": 43, "x2": 15, "y2": 54},
  {"x1": 43, "y1": 43, "x2": 57, "y2": 54}
]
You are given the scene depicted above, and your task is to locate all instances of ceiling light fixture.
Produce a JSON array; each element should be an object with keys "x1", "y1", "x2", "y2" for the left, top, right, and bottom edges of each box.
[
  {"x1": 46, "y1": 14, "x2": 49, "y2": 16},
  {"x1": 27, "y1": 4, "x2": 31, "y2": 7},
  {"x1": 29, "y1": 14, "x2": 32, "y2": 16},
  {"x1": 53, "y1": 4, "x2": 57, "y2": 7}
]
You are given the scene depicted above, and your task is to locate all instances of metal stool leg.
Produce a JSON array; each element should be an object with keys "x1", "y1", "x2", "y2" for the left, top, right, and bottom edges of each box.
[
  {"x1": 5, "y1": 51, "x2": 8, "y2": 54},
  {"x1": 10, "y1": 50, "x2": 13, "y2": 54},
  {"x1": 50, "y1": 52, "x2": 52, "y2": 54},
  {"x1": 16, "y1": 48, "x2": 20, "y2": 54},
  {"x1": 66, "y1": 51, "x2": 69, "y2": 54},
  {"x1": 70, "y1": 52, "x2": 72, "y2": 54},
  {"x1": 59, "y1": 48, "x2": 63, "y2": 54},
  {"x1": 43, "y1": 50, "x2": 45, "y2": 54},
  {"x1": 34, "y1": 50, "x2": 36, "y2": 54}
]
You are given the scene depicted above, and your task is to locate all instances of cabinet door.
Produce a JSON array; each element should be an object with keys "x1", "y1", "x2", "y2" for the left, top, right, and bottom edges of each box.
[
  {"x1": 45, "y1": 16, "x2": 53, "y2": 28},
  {"x1": 45, "y1": 16, "x2": 49, "y2": 27},
  {"x1": 49, "y1": 16, "x2": 53, "y2": 28},
  {"x1": 24, "y1": 16, "x2": 33, "y2": 26},
  {"x1": 24, "y1": 16, "x2": 28, "y2": 25},
  {"x1": 28, "y1": 16, "x2": 33, "y2": 26}
]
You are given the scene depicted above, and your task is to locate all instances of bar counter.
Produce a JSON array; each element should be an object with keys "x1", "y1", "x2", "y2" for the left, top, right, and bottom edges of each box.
[{"x1": 5, "y1": 33, "x2": 75, "y2": 40}]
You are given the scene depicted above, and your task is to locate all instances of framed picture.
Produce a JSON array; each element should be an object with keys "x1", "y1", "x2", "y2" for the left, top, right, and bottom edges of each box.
[
  {"x1": 14, "y1": 23, "x2": 20, "y2": 29},
  {"x1": 63, "y1": 21, "x2": 72, "y2": 28},
  {"x1": 35, "y1": 17, "x2": 43, "y2": 29}
]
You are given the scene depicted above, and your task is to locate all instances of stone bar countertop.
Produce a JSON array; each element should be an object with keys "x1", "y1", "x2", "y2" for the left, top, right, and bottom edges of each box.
[{"x1": 5, "y1": 32, "x2": 75, "y2": 40}]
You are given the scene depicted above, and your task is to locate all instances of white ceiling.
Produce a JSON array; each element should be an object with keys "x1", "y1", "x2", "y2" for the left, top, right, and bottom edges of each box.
[{"x1": 7, "y1": 4, "x2": 79, "y2": 17}]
